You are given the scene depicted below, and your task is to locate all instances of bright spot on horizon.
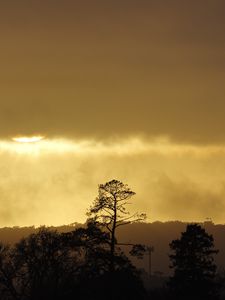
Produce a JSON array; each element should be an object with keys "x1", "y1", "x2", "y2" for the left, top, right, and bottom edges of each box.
[{"x1": 12, "y1": 136, "x2": 45, "y2": 143}]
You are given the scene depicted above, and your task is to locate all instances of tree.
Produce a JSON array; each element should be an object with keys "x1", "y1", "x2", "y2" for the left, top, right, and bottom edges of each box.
[
  {"x1": 0, "y1": 243, "x2": 21, "y2": 300},
  {"x1": 63, "y1": 220, "x2": 112, "y2": 278},
  {"x1": 87, "y1": 179, "x2": 146, "y2": 272},
  {"x1": 0, "y1": 221, "x2": 147, "y2": 300},
  {"x1": 66, "y1": 220, "x2": 146, "y2": 300},
  {"x1": 0, "y1": 228, "x2": 78, "y2": 300},
  {"x1": 168, "y1": 223, "x2": 219, "y2": 300}
]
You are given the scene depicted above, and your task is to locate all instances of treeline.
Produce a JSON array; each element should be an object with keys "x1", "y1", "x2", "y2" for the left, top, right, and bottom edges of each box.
[
  {"x1": 0, "y1": 223, "x2": 145, "y2": 300},
  {"x1": 0, "y1": 180, "x2": 224, "y2": 300}
]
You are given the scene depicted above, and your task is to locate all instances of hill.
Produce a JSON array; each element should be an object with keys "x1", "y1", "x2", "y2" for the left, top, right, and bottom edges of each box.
[{"x1": 0, "y1": 221, "x2": 224, "y2": 276}]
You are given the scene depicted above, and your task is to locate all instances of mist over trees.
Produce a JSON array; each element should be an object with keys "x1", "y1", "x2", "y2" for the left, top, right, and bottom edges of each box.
[
  {"x1": 0, "y1": 180, "x2": 224, "y2": 300},
  {"x1": 0, "y1": 180, "x2": 147, "y2": 300},
  {"x1": 0, "y1": 224, "x2": 145, "y2": 300}
]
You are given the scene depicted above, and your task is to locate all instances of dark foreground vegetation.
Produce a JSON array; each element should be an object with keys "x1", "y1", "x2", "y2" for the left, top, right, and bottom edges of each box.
[{"x1": 0, "y1": 180, "x2": 224, "y2": 299}]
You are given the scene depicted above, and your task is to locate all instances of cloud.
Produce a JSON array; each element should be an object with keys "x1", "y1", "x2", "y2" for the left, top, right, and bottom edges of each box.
[
  {"x1": 0, "y1": 1, "x2": 225, "y2": 225},
  {"x1": 0, "y1": 0, "x2": 225, "y2": 143},
  {"x1": 0, "y1": 137, "x2": 225, "y2": 226},
  {"x1": 152, "y1": 175, "x2": 225, "y2": 222}
]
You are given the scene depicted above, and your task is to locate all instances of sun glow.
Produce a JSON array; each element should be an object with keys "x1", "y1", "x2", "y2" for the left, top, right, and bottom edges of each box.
[
  {"x1": 0, "y1": 136, "x2": 225, "y2": 156},
  {"x1": 12, "y1": 136, "x2": 45, "y2": 143}
]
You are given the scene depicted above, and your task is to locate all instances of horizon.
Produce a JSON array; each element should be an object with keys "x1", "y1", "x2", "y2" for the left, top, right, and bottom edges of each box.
[
  {"x1": 0, "y1": 219, "x2": 222, "y2": 230},
  {"x1": 0, "y1": 2, "x2": 225, "y2": 298}
]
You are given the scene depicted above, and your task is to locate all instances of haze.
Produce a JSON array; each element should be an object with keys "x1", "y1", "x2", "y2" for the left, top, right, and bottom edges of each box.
[{"x1": 0, "y1": 0, "x2": 225, "y2": 226}]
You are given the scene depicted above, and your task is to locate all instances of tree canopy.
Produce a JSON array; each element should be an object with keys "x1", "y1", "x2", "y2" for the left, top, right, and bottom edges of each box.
[
  {"x1": 88, "y1": 179, "x2": 146, "y2": 271},
  {"x1": 168, "y1": 223, "x2": 219, "y2": 300}
]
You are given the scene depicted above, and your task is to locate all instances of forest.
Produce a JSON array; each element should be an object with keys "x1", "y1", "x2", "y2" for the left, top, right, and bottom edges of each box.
[{"x1": 0, "y1": 180, "x2": 224, "y2": 300}]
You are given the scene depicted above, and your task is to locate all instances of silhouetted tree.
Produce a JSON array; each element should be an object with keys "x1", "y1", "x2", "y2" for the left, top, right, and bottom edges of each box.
[
  {"x1": 63, "y1": 220, "x2": 112, "y2": 278},
  {"x1": 64, "y1": 220, "x2": 147, "y2": 300},
  {"x1": 0, "y1": 228, "x2": 78, "y2": 300},
  {"x1": 168, "y1": 223, "x2": 219, "y2": 300},
  {"x1": 0, "y1": 181, "x2": 148, "y2": 300},
  {"x1": 88, "y1": 179, "x2": 146, "y2": 272},
  {"x1": 0, "y1": 243, "x2": 20, "y2": 300}
]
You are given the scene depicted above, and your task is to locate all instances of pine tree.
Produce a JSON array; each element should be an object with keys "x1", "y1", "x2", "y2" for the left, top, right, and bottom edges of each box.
[
  {"x1": 168, "y1": 223, "x2": 219, "y2": 300},
  {"x1": 87, "y1": 179, "x2": 146, "y2": 272}
]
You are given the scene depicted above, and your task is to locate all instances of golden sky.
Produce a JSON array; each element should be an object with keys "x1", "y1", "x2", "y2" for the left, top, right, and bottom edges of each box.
[{"x1": 0, "y1": 1, "x2": 225, "y2": 226}]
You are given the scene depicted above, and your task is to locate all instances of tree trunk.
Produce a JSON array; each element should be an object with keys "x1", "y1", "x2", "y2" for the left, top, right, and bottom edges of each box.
[{"x1": 110, "y1": 195, "x2": 117, "y2": 272}]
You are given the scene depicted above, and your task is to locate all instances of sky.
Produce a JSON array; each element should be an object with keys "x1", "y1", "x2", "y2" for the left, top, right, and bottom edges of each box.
[{"x1": 0, "y1": 0, "x2": 225, "y2": 226}]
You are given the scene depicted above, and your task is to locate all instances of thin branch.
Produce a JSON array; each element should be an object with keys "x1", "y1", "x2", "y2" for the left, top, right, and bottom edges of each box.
[
  {"x1": 115, "y1": 221, "x2": 132, "y2": 228},
  {"x1": 116, "y1": 213, "x2": 138, "y2": 223},
  {"x1": 102, "y1": 208, "x2": 114, "y2": 217},
  {"x1": 116, "y1": 243, "x2": 136, "y2": 246}
]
